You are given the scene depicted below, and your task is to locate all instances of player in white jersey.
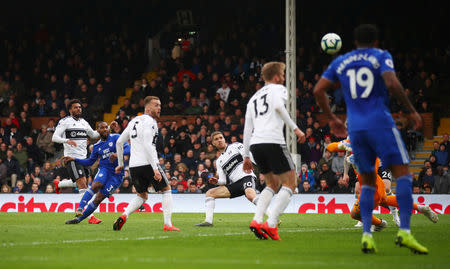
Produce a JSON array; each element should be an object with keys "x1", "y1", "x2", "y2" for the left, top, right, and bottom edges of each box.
[
  {"x1": 243, "y1": 62, "x2": 305, "y2": 240},
  {"x1": 195, "y1": 131, "x2": 260, "y2": 227},
  {"x1": 52, "y1": 99, "x2": 106, "y2": 223},
  {"x1": 113, "y1": 96, "x2": 179, "y2": 231}
]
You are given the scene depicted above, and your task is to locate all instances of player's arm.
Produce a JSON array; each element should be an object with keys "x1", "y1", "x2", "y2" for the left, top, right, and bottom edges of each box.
[
  {"x1": 74, "y1": 145, "x2": 100, "y2": 166},
  {"x1": 343, "y1": 151, "x2": 351, "y2": 183},
  {"x1": 211, "y1": 164, "x2": 226, "y2": 185},
  {"x1": 143, "y1": 123, "x2": 161, "y2": 180},
  {"x1": 116, "y1": 126, "x2": 131, "y2": 172},
  {"x1": 242, "y1": 104, "x2": 254, "y2": 173},
  {"x1": 313, "y1": 78, "x2": 346, "y2": 137},
  {"x1": 52, "y1": 121, "x2": 75, "y2": 146},
  {"x1": 382, "y1": 71, "x2": 422, "y2": 130},
  {"x1": 273, "y1": 90, "x2": 305, "y2": 143},
  {"x1": 85, "y1": 121, "x2": 100, "y2": 139}
]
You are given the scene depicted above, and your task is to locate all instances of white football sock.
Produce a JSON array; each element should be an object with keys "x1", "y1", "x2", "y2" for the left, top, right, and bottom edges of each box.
[
  {"x1": 252, "y1": 195, "x2": 272, "y2": 217},
  {"x1": 124, "y1": 196, "x2": 146, "y2": 218},
  {"x1": 162, "y1": 190, "x2": 173, "y2": 226},
  {"x1": 253, "y1": 187, "x2": 275, "y2": 223},
  {"x1": 59, "y1": 179, "x2": 77, "y2": 188},
  {"x1": 205, "y1": 197, "x2": 215, "y2": 224},
  {"x1": 267, "y1": 186, "x2": 293, "y2": 228}
]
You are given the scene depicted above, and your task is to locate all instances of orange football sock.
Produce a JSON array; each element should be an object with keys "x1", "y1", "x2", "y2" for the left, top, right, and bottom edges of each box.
[{"x1": 372, "y1": 215, "x2": 382, "y2": 225}]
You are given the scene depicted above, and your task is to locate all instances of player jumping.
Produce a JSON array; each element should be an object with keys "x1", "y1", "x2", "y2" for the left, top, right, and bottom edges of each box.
[
  {"x1": 314, "y1": 24, "x2": 428, "y2": 254},
  {"x1": 64, "y1": 122, "x2": 130, "y2": 224}
]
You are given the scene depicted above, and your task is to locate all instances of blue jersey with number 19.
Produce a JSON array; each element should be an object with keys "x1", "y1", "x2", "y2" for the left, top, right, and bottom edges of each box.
[{"x1": 321, "y1": 48, "x2": 396, "y2": 132}]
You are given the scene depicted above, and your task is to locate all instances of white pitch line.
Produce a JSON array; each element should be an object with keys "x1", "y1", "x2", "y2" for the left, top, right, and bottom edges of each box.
[{"x1": 1, "y1": 227, "x2": 359, "y2": 248}]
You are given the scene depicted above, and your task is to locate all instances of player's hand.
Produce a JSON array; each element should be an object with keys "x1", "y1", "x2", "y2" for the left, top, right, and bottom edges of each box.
[
  {"x1": 343, "y1": 173, "x2": 350, "y2": 183},
  {"x1": 208, "y1": 177, "x2": 218, "y2": 185},
  {"x1": 66, "y1": 140, "x2": 77, "y2": 147},
  {"x1": 109, "y1": 121, "x2": 119, "y2": 132},
  {"x1": 115, "y1": 166, "x2": 123, "y2": 174},
  {"x1": 109, "y1": 153, "x2": 118, "y2": 162},
  {"x1": 61, "y1": 156, "x2": 74, "y2": 165},
  {"x1": 329, "y1": 114, "x2": 347, "y2": 138},
  {"x1": 294, "y1": 128, "x2": 306, "y2": 143},
  {"x1": 410, "y1": 112, "x2": 423, "y2": 131},
  {"x1": 243, "y1": 157, "x2": 253, "y2": 174},
  {"x1": 154, "y1": 169, "x2": 162, "y2": 182}
]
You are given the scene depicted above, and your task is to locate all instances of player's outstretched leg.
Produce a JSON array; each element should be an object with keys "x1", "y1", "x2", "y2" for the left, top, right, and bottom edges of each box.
[
  {"x1": 76, "y1": 187, "x2": 95, "y2": 217},
  {"x1": 66, "y1": 196, "x2": 102, "y2": 224},
  {"x1": 196, "y1": 197, "x2": 215, "y2": 227},
  {"x1": 114, "y1": 195, "x2": 146, "y2": 231},
  {"x1": 417, "y1": 205, "x2": 439, "y2": 223},
  {"x1": 162, "y1": 189, "x2": 180, "y2": 231}
]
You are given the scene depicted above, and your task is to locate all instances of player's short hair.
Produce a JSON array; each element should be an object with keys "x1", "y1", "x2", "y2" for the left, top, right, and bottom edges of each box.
[
  {"x1": 210, "y1": 131, "x2": 223, "y2": 140},
  {"x1": 96, "y1": 121, "x2": 107, "y2": 128},
  {"x1": 144, "y1": 96, "x2": 160, "y2": 106},
  {"x1": 354, "y1": 24, "x2": 379, "y2": 45},
  {"x1": 261, "y1": 62, "x2": 286, "y2": 82},
  {"x1": 68, "y1": 99, "x2": 81, "y2": 110}
]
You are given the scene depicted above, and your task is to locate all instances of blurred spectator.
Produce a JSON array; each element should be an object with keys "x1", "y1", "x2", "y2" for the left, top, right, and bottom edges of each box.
[
  {"x1": 433, "y1": 166, "x2": 450, "y2": 194},
  {"x1": 5, "y1": 149, "x2": 20, "y2": 188},
  {"x1": 25, "y1": 136, "x2": 43, "y2": 170},
  {"x1": 45, "y1": 184, "x2": 54, "y2": 193},
  {"x1": 176, "y1": 183, "x2": 185, "y2": 193},
  {"x1": 420, "y1": 167, "x2": 435, "y2": 189},
  {"x1": 186, "y1": 182, "x2": 202, "y2": 193},
  {"x1": 298, "y1": 163, "x2": 315, "y2": 192},
  {"x1": 318, "y1": 150, "x2": 333, "y2": 170},
  {"x1": 12, "y1": 180, "x2": 25, "y2": 193},
  {"x1": 36, "y1": 124, "x2": 55, "y2": 159},
  {"x1": 29, "y1": 183, "x2": 42, "y2": 194},
  {"x1": 0, "y1": 158, "x2": 7, "y2": 186},
  {"x1": 1, "y1": 184, "x2": 11, "y2": 193},
  {"x1": 195, "y1": 177, "x2": 206, "y2": 193},
  {"x1": 434, "y1": 144, "x2": 448, "y2": 166},
  {"x1": 318, "y1": 163, "x2": 336, "y2": 190},
  {"x1": 40, "y1": 162, "x2": 55, "y2": 186},
  {"x1": 332, "y1": 175, "x2": 351, "y2": 193},
  {"x1": 316, "y1": 179, "x2": 330, "y2": 194},
  {"x1": 13, "y1": 143, "x2": 28, "y2": 173},
  {"x1": 119, "y1": 178, "x2": 132, "y2": 193},
  {"x1": 300, "y1": 181, "x2": 314, "y2": 193},
  {"x1": 331, "y1": 151, "x2": 345, "y2": 175},
  {"x1": 431, "y1": 141, "x2": 440, "y2": 155}
]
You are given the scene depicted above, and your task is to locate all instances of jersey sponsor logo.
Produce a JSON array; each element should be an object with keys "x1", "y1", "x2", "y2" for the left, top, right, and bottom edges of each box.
[
  {"x1": 222, "y1": 154, "x2": 243, "y2": 176},
  {"x1": 385, "y1": 59, "x2": 394, "y2": 68},
  {"x1": 65, "y1": 129, "x2": 87, "y2": 139}
]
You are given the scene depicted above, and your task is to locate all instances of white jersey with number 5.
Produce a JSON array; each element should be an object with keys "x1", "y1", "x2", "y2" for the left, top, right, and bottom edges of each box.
[{"x1": 118, "y1": 114, "x2": 159, "y2": 168}]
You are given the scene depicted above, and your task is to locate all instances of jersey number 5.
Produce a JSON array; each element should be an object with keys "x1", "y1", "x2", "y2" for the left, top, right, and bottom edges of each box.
[
  {"x1": 131, "y1": 121, "x2": 139, "y2": 138},
  {"x1": 346, "y1": 67, "x2": 374, "y2": 99},
  {"x1": 253, "y1": 94, "x2": 269, "y2": 117}
]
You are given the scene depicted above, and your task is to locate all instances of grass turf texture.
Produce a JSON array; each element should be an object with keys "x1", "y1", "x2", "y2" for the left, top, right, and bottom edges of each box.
[{"x1": 1, "y1": 213, "x2": 449, "y2": 268}]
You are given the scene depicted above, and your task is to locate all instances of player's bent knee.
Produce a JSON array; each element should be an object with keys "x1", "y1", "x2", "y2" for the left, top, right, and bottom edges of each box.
[{"x1": 91, "y1": 182, "x2": 103, "y2": 192}]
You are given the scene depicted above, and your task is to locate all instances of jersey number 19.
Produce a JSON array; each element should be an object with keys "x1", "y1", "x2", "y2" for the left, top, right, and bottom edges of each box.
[{"x1": 346, "y1": 67, "x2": 374, "y2": 99}]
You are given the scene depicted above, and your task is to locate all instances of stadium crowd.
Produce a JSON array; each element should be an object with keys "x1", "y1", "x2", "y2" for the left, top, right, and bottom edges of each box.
[{"x1": 1, "y1": 5, "x2": 449, "y2": 195}]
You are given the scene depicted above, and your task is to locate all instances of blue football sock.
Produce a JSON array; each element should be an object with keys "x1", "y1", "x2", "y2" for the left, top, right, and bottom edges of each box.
[
  {"x1": 78, "y1": 187, "x2": 95, "y2": 211},
  {"x1": 78, "y1": 201, "x2": 98, "y2": 222},
  {"x1": 395, "y1": 174, "x2": 413, "y2": 230},
  {"x1": 360, "y1": 185, "x2": 376, "y2": 234}
]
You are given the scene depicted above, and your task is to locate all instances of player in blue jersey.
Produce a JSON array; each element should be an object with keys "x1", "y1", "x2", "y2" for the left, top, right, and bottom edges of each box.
[
  {"x1": 64, "y1": 122, "x2": 130, "y2": 224},
  {"x1": 313, "y1": 24, "x2": 427, "y2": 254}
]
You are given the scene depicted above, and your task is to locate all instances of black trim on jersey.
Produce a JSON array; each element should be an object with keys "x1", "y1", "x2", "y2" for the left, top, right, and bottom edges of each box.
[
  {"x1": 65, "y1": 129, "x2": 88, "y2": 140},
  {"x1": 222, "y1": 154, "x2": 243, "y2": 177}
]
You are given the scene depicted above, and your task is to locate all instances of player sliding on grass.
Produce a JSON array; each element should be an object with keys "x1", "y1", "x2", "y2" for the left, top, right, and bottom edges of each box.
[
  {"x1": 330, "y1": 140, "x2": 438, "y2": 231},
  {"x1": 195, "y1": 131, "x2": 264, "y2": 227},
  {"x1": 314, "y1": 24, "x2": 429, "y2": 254},
  {"x1": 113, "y1": 96, "x2": 179, "y2": 232},
  {"x1": 64, "y1": 122, "x2": 130, "y2": 224}
]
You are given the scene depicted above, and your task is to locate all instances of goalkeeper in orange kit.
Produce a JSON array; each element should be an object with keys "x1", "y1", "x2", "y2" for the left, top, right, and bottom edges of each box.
[{"x1": 327, "y1": 139, "x2": 438, "y2": 231}]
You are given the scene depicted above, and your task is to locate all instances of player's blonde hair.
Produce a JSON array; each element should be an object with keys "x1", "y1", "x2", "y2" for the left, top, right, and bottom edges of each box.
[
  {"x1": 211, "y1": 131, "x2": 224, "y2": 141},
  {"x1": 262, "y1": 62, "x2": 286, "y2": 82},
  {"x1": 144, "y1": 96, "x2": 160, "y2": 106}
]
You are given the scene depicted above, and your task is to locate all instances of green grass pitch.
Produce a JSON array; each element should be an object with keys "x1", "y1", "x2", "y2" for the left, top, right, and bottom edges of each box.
[{"x1": 1, "y1": 213, "x2": 449, "y2": 268}]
